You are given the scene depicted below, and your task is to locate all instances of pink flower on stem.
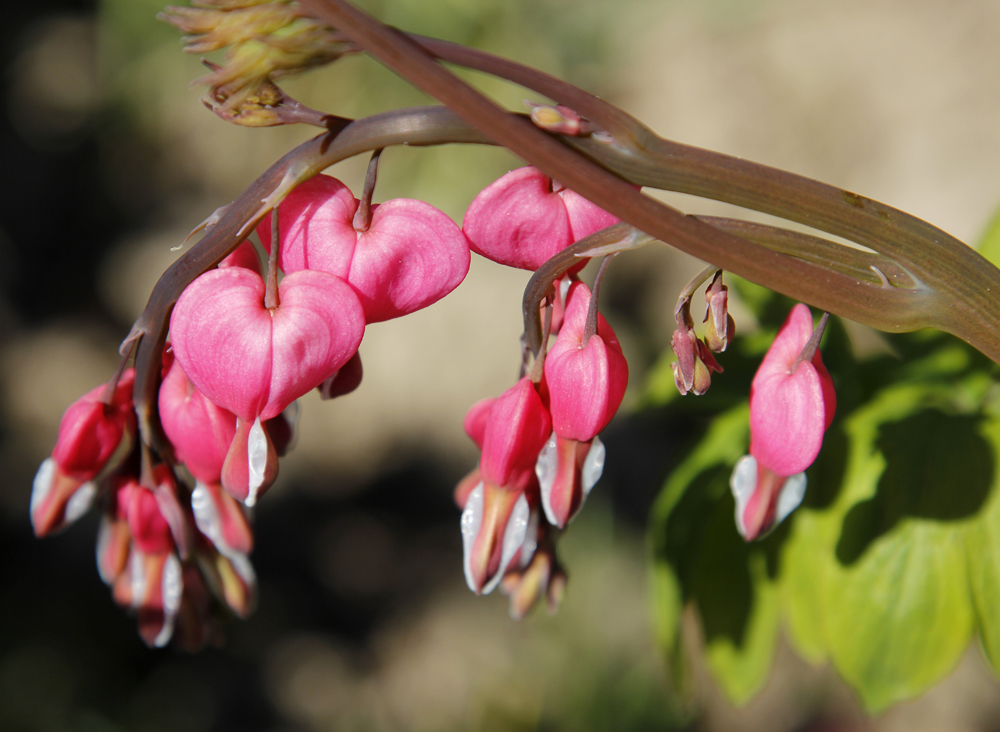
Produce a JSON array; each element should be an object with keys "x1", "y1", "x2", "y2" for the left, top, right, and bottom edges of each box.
[
  {"x1": 731, "y1": 304, "x2": 836, "y2": 541},
  {"x1": 257, "y1": 174, "x2": 471, "y2": 323},
  {"x1": 463, "y1": 166, "x2": 619, "y2": 271},
  {"x1": 31, "y1": 370, "x2": 136, "y2": 537},
  {"x1": 170, "y1": 266, "x2": 365, "y2": 506},
  {"x1": 461, "y1": 377, "x2": 551, "y2": 594},
  {"x1": 538, "y1": 282, "x2": 628, "y2": 527}
]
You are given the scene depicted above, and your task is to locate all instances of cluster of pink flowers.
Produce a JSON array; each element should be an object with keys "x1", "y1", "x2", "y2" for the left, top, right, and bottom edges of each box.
[
  {"x1": 456, "y1": 167, "x2": 628, "y2": 617},
  {"x1": 31, "y1": 156, "x2": 837, "y2": 644}
]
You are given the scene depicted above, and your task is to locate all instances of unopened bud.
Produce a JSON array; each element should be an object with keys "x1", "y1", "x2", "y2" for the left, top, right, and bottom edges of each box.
[
  {"x1": 670, "y1": 328, "x2": 722, "y2": 396},
  {"x1": 527, "y1": 101, "x2": 583, "y2": 136},
  {"x1": 703, "y1": 271, "x2": 735, "y2": 352}
]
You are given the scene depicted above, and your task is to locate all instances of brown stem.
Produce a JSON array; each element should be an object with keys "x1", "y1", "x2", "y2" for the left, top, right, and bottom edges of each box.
[
  {"x1": 582, "y1": 255, "x2": 615, "y2": 346},
  {"x1": 353, "y1": 148, "x2": 383, "y2": 232},
  {"x1": 264, "y1": 206, "x2": 280, "y2": 310},
  {"x1": 795, "y1": 313, "x2": 831, "y2": 370}
]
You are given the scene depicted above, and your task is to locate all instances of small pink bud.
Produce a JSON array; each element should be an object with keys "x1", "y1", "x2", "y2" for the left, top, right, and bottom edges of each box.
[
  {"x1": 96, "y1": 512, "x2": 132, "y2": 585},
  {"x1": 671, "y1": 329, "x2": 722, "y2": 396},
  {"x1": 50, "y1": 370, "x2": 135, "y2": 481},
  {"x1": 257, "y1": 174, "x2": 471, "y2": 322},
  {"x1": 749, "y1": 304, "x2": 836, "y2": 477},
  {"x1": 544, "y1": 282, "x2": 628, "y2": 442},
  {"x1": 159, "y1": 354, "x2": 237, "y2": 484},
  {"x1": 121, "y1": 479, "x2": 175, "y2": 555},
  {"x1": 463, "y1": 167, "x2": 618, "y2": 271},
  {"x1": 500, "y1": 541, "x2": 565, "y2": 620},
  {"x1": 30, "y1": 459, "x2": 96, "y2": 537},
  {"x1": 170, "y1": 266, "x2": 365, "y2": 422},
  {"x1": 528, "y1": 102, "x2": 583, "y2": 136},
  {"x1": 479, "y1": 378, "x2": 552, "y2": 493},
  {"x1": 703, "y1": 272, "x2": 735, "y2": 353}
]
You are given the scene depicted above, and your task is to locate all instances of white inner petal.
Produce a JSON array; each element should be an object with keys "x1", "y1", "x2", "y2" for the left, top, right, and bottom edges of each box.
[
  {"x1": 95, "y1": 516, "x2": 116, "y2": 584},
  {"x1": 129, "y1": 550, "x2": 146, "y2": 611},
  {"x1": 581, "y1": 436, "x2": 605, "y2": 499},
  {"x1": 775, "y1": 471, "x2": 808, "y2": 526},
  {"x1": 30, "y1": 458, "x2": 55, "y2": 515},
  {"x1": 536, "y1": 433, "x2": 558, "y2": 526},
  {"x1": 191, "y1": 481, "x2": 227, "y2": 554},
  {"x1": 63, "y1": 481, "x2": 96, "y2": 524},
  {"x1": 519, "y1": 508, "x2": 540, "y2": 569},
  {"x1": 461, "y1": 482, "x2": 485, "y2": 592},
  {"x1": 245, "y1": 417, "x2": 268, "y2": 507},
  {"x1": 730, "y1": 455, "x2": 757, "y2": 539},
  {"x1": 480, "y1": 493, "x2": 530, "y2": 596},
  {"x1": 154, "y1": 553, "x2": 184, "y2": 648}
]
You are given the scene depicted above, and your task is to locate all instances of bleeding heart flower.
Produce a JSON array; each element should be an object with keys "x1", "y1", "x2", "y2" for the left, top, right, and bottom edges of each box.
[
  {"x1": 731, "y1": 303, "x2": 836, "y2": 541},
  {"x1": 538, "y1": 282, "x2": 627, "y2": 528},
  {"x1": 170, "y1": 266, "x2": 365, "y2": 422},
  {"x1": 463, "y1": 166, "x2": 619, "y2": 270},
  {"x1": 257, "y1": 174, "x2": 471, "y2": 323}
]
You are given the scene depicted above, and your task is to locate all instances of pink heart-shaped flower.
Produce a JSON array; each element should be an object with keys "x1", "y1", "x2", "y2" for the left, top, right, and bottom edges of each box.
[
  {"x1": 258, "y1": 174, "x2": 471, "y2": 323},
  {"x1": 170, "y1": 266, "x2": 365, "y2": 422},
  {"x1": 463, "y1": 167, "x2": 621, "y2": 271}
]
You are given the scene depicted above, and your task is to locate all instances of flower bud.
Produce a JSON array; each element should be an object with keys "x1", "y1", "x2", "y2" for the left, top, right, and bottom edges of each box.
[
  {"x1": 527, "y1": 102, "x2": 583, "y2": 136},
  {"x1": 703, "y1": 271, "x2": 735, "y2": 353},
  {"x1": 670, "y1": 328, "x2": 722, "y2": 396},
  {"x1": 50, "y1": 370, "x2": 135, "y2": 481}
]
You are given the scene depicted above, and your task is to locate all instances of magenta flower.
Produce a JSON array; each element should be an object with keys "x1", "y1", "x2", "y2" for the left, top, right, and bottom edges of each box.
[
  {"x1": 460, "y1": 377, "x2": 551, "y2": 594},
  {"x1": 731, "y1": 304, "x2": 836, "y2": 540},
  {"x1": 170, "y1": 266, "x2": 365, "y2": 504},
  {"x1": 538, "y1": 282, "x2": 628, "y2": 527},
  {"x1": 257, "y1": 174, "x2": 471, "y2": 323},
  {"x1": 31, "y1": 370, "x2": 136, "y2": 537},
  {"x1": 463, "y1": 166, "x2": 619, "y2": 270},
  {"x1": 159, "y1": 351, "x2": 237, "y2": 484}
]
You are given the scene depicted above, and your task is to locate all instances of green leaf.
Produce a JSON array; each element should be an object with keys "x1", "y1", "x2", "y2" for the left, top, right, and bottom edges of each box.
[{"x1": 793, "y1": 384, "x2": 986, "y2": 712}]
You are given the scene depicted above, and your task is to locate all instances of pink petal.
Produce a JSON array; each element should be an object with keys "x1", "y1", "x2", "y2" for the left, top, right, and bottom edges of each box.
[
  {"x1": 256, "y1": 174, "x2": 357, "y2": 277},
  {"x1": 159, "y1": 355, "x2": 237, "y2": 483},
  {"x1": 749, "y1": 304, "x2": 830, "y2": 476},
  {"x1": 544, "y1": 283, "x2": 628, "y2": 441},
  {"x1": 170, "y1": 268, "x2": 273, "y2": 421},
  {"x1": 170, "y1": 268, "x2": 365, "y2": 422},
  {"x1": 560, "y1": 188, "x2": 620, "y2": 241},
  {"x1": 350, "y1": 199, "x2": 471, "y2": 322},
  {"x1": 480, "y1": 378, "x2": 552, "y2": 490},
  {"x1": 463, "y1": 167, "x2": 574, "y2": 270},
  {"x1": 463, "y1": 397, "x2": 496, "y2": 449}
]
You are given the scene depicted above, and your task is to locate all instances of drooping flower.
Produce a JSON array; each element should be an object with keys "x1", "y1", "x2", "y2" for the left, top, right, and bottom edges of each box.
[
  {"x1": 731, "y1": 304, "x2": 836, "y2": 540},
  {"x1": 31, "y1": 370, "x2": 136, "y2": 537},
  {"x1": 257, "y1": 174, "x2": 471, "y2": 322},
  {"x1": 463, "y1": 166, "x2": 619, "y2": 270},
  {"x1": 459, "y1": 378, "x2": 551, "y2": 594},
  {"x1": 538, "y1": 282, "x2": 628, "y2": 527},
  {"x1": 169, "y1": 266, "x2": 365, "y2": 504}
]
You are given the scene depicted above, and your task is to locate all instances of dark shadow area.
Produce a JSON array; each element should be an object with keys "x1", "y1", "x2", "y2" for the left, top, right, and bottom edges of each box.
[{"x1": 836, "y1": 409, "x2": 993, "y2": 566}]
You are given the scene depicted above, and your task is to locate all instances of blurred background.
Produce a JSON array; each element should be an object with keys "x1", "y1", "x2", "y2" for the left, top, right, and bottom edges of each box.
[{"x1": 4, "y1": 0, "x2": 1000, "y2": 730}]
